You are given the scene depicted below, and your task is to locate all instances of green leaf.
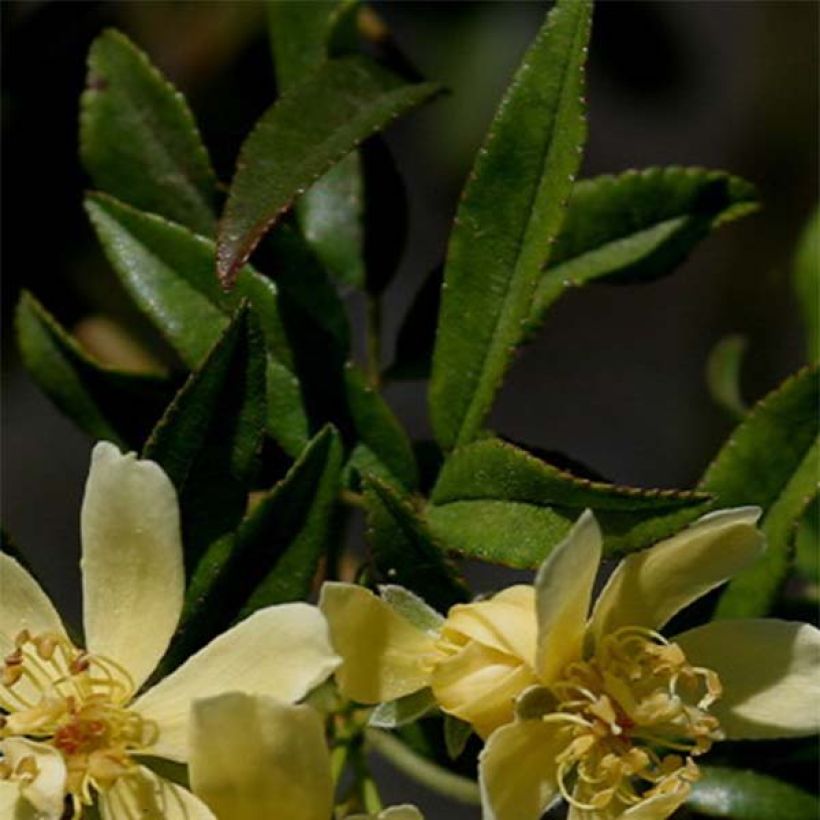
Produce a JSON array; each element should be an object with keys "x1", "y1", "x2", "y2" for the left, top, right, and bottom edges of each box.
[
  {"x1": 426, "y1": 438, "x2": 712, "y2": 568},
  {"x1": 80, "y1": 29, "x2": 218, "y2": 236},
  {"x1": 143, "y1": 306, "x2": 267, "y2": 575},
  {"x1": 701, "y1": 366, "x2": 820, "y2": 618},
  {"x1": 86, "y1": 193, "x2": 310, "y2": 455},
  {"x1": 429, "y1": 0, "x2": 592, "y2": 448},
  {"x1": 380, "y1": 585, "x2": 444, "y2": 630},
  {"x1": 688, "y1": 766, "x2": 819, "y2": 819},
  {"x1": 16, "y1": 291, "x2": 173, "y2": 449},
  {"x1": 793, "y1": 206, "x2": 819, "y2": 361},
  {"x1": 795, "y1": 497, "x2": 819, "y2": 586},
  {"x1": 369, "y1": 689, "x2": 437, "y2": 729},
  {"x1": 217, "y1": 56, "x2": 440, "y2": 285},
  {"x1": 528, "y1": 168, "x2": 759, "y2": 332},
  {"x1": 706, "y1": 334, "x2": 749, "y2": 421},
  {"x1": 443, "y1": 715, "x2": 473, "y2": 760},
  {"x1": 363, "y1": 476, "x2": 469, "y2": 613}
]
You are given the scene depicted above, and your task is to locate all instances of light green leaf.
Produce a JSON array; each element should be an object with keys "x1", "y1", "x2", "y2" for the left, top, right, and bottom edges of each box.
[
  {"x1": 217, "y1": 56, "x2": 440, "y2": 285},
  {"x1": 443, "y1": 715, "x2": 473, "y2": 760},
  {"x1": 379, "y1": 585, "x2": 444, "y2": 631},
  {"x1": 369, "y1": 689, "x2": 437, "y2": 729},
  {"x1": 429, "y1": 0, "x2": 592, "y2": 448},
  {"x1": 793, "y1": 206, "x2": 819, "y2": 361},
  {"x1": 80, "y1": 29, "x2": 218, "y2": 236},
  {"x1": 706, "y1": 334, "x2": 749, "y2": 421}
]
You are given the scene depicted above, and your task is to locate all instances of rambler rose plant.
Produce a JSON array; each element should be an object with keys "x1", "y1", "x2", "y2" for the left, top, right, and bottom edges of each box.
[{"x1": 6, "y1": 0, "x2": 818, "y2": 818}]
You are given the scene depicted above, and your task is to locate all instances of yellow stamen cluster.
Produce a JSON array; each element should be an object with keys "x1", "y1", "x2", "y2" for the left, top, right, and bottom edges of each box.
[
  {"x1": 1, "y1": 631, "x2": 158, "y2": 815},
  {"x1": 548, "y1": 627, "x2": 723, "y2": 812}
]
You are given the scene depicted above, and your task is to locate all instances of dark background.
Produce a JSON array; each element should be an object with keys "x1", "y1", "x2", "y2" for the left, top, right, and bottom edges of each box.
[{"x1": 2, "y1": 2, "x2": 817, "y2": 816}]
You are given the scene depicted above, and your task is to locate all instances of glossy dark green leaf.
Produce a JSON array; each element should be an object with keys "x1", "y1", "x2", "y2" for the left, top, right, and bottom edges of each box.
[
  {"x1": 793, "y1": 206, "x2": 819, "y2": 361},
  {"x1": 706, "y1": 335, "x2": 749, "y2": 421},
  {"x1": 143, "y1": 306, "x2": 267, "y2": 575},
  {"x1": 688, "y1": 766, "x2": 818, "y2": 819},
  {"x1": 80, "y1": 29, "x2": 218, "y2": 236},
  {"x1": 217, "y1": 56, "x2": 440, "y2": 285},
  {"x1": 426, "y1": 438, "x2": 712, "y2": 568},
  {"x1": 429, "y1": 0, "x2": 592, "y2": 448},
  {"x1": 86, "y1": 193, "x2": 310, "y2": 455},
  {"x1": 700, "y1": 366, "x2": 820, "y2": 617},
  {"x1": 16, "y1": 291, "x2": 173, "y2": 449},
  {"x1": 528, "y1": 168, "x2": 759, "y2": 332},
  {"x1": 363, "y1": 476, "x2": 468, "y2": 613}
]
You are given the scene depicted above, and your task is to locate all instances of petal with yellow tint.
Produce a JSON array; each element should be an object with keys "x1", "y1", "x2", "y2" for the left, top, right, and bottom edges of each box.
[
  {"x1": 589, "y1": 508, "x2": 763, "y2": 645},
  {"x1": 535, "y1": 510, "x2": 601, "y2": 683},
  {"x1": 98, "y1": 765, "x2": 215, "y2": 819},
  {"x1": 479, "y1": 717, "x2": 571, "y2": 820},
  {"x1": 189, "y1": 693, "x2": 333, "y2": 820},
  {"x1": 0, "y1": 738, "x2": 66, "y2": 819},
  {"x1": 132, "y1": 603, "x2": 339, "y2": 761},
  {"x1": 675, "y1": 618, "x2": 820, "y2": 739},
  {"x1": 0, "y1": 781, "x2": 33, "y2": 819},
  {"x1": 81, "y1": 441, "x2": 184, "y2": 690},
  {"x1": 319, "y1": 582, "x2": 438, "y2": 704},
  {"x1": 567, "y1": 781, "x2": 690, "y2": 820}
]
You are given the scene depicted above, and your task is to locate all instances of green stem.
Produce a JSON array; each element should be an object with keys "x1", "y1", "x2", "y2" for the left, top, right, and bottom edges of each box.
[{"x1": 365, "y1": 295, "x2": 382, "y2": 389}]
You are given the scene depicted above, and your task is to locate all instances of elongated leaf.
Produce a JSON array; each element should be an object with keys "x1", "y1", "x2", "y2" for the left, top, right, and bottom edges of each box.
[
  {"x1": 217, "y1": 56, "x2": 440, "y2": 285},
  {"x1": 80, "y1": 29, "x2": 217, "y2": 236},
  {"x1": 86, "y1": 193, "x2": 309, "y2": 455},
  {"x1": 16, "y1": 291, "x2": 173, "y2": 449},
  {"x1": 793, "y1": 206, "x2": 819, "y2": 361},
  {"x1": 429, "y1": 0, "x2": 592, "y2": 448},
  {"x1": 689, "y1": 766, "x2": 818, "y2": 819},
  {"x1": 528, "y1": 167, "x2": 759, "y2": 331},
  {"x1": 706, "y1": 334, "x2": 749, "y2": 421},
  {"x1": 369, "y1": 689, "x2": 437, "y2": 729},
  {"x1": 426, "y1": 438, "x2": 711, "y2": 568},
  {"x1": 701, "y1": 366, "x2": 820, "y2": 617},
  {"x1": 143, "y1": 306, "x2": 267, "y2": 575}
]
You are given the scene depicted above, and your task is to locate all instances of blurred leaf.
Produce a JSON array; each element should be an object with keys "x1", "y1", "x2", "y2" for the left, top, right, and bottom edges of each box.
[
  {"x1": 363, "y1": 476, "x2": 468, "y2": 613},
  {"x1": 527, "y1": 168, "x2": 759, "y2": 333},
  {"x1": 688, "y1": 766, "x2": 818, "y2": 819},
  {"x1": 86, "y1": 193, "x2": 310, "y2": 455},
  {"x1": 426, "y1": 438, "x2": 712, "y2": 568},
  {"x1": 429, "y1": 0, "x2": 592, "y2": 449},
  {"x1": 706, "y1": 334, "x2": 749, "y2": 421},
  {"x1": 701, "y1": 366, "x2": 820, "y2": 618},
  {"x1": 793, "y1": 206, "x2": 819, "y2": 361},
  {"x1": 217, "y1": 56, "x2": 440, "y2": 285},
  {"x1": 443, "y1": 715, "x2": 473, "y2": 760},
  {"x1": 143, "y1": 306, "x2": 267, "y2": 575},
  {"x1": 80, "y1": 29, "x2": 218, "y2": 236},
  {"x1": 369, "y1": 689, "x2": 436, "y2": 729},
  {"x1": 16, "y1": 291, "x2": 173, "y2": 449}
]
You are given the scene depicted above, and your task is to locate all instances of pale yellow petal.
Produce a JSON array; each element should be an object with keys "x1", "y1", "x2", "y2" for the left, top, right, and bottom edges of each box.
[
  {"x1": 589, "y1": 508, "x2": 763, "y2": 644},
  {"x1": 378, "y1": 806, "x2": 425, "y2": 820},
  {"x1": 443, "y1": 586, "x2": 537, "y2": 666},
  {"x1": 319, "y1": 582, "x2": 437, "y2": 704},
  {"x1": 535, "y1": 510, "x2": 601, "y2": 683},
  {"x1": 432, "y1": 641, "x2": 538, "y2": 738},
  {"x1": 99, "y1": 765, "x2": 215, "y2": 819},
  {"x1": 1, "y1": 738, "x2": 67, "y2": 819},
  {"x1": 133, "y1": 603, "x2": 340, "y2": 761},
  {"x1": 0, "y1": 553, "x2": 66, "y2": 645},
  {"x1": 567, "y1": 781, "x2": 690, "y2": 820},
  {"x1": 479, "y1": 718, "x2": 570, "y2": 820},
  {"x1": 189, "y1": 693, "x2": 333, "y2": 820},
  {"x1": 81, "y1": 441, "x2": 184, "y2": 690},
  {"x1": 675, "y1": 618, "x2": 820, "y2": 739}
]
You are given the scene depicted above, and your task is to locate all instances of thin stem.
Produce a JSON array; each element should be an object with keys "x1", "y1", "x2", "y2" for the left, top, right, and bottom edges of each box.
[{"x1": 365, "y1": 295, "x2": 382, "y2": 389}]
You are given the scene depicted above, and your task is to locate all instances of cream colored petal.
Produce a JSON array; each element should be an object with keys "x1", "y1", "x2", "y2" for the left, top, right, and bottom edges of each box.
[
  {"x1": 189, "y1": 693, "x2": 333, "y2": 820},
  {"x1": 443, "y1": 586, "x2": 537, "y2": 666},
  {"x1": 0, "y1": 553, "x2": 66, "y2": 645},
  {"x1": 133, "y1": 603, "x2": 339, "y2": 762},
  {"x1": 378, "y1": 807, "x2": 425, "y2": 820},
  {"x1": 99, "y1": 765, "x2": 215, "y2": 820},
  {"x1": 535, "y1": 510, "x2": 601, "y2": 683},
  {"x1": 675, "y1": 618, "x2": 820, "y2": 739},
  {"x1": 319, "y1": 582, "x2": 438, "y2": 704},
  {"x1": 479, "y1": 718, "x2": 570, "y2": 820},
  {"x1": 81, "y1": 441, "x2": 184, "y2": 690},
  {"x1": 566, "y1": 786, "x2": 689, "y2": 820},
  {"x1": 589, "y1": 508, "x2": 763, "y2": 645},
  {"x1": 432, "y1": 641, "x2": 539, "y2": 738},
  {"x1": 1, "y1": 738, "x2": 67, "y2": 819}
]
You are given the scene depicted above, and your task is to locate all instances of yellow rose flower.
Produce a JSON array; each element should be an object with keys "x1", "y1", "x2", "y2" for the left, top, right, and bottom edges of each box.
[{"x1": 0, "y1": 442, "x2": 340, "y2": 819}]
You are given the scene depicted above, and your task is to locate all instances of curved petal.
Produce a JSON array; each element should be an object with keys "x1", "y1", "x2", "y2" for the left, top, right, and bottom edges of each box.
[
  {"x1": 479, "y1": 718, "x2": 571, "y2": 820},
  {"x1": 319, "y1": 582, "x2": 438, "y2": 704},
  {"x1": 675, "y1": 618, "x2": 820, "y2": 739},
  {"x1": 0, "y1": 738, "x2": 67, "y2": 819},
  {"x1": 81, "y1": 441, "x2": 184, "y2": 690},
  {"x1": 0, "y1": 553, "x2": 66, "y2": 646},
  {"x1": 535, "y1": 510, "x2": 601, "y2": 683},
  {"x1": 99, "y1": 766, "x2": 215, "y2": 819},
  {"x1": 589, "y1": 508, "x2": 763, "y2": 645},
  {"x1": 378, "y1": 807, "x2": 425, "y2": 820},
  {"x1": 567, "y1": 780, "x2": 690, "y2": 820},
  {"x1": 189, "y1": 693, "x2": 333, "y2": 820},
  {"x1": 133, "y1": 603, "x2": 339, "y2": 762}
]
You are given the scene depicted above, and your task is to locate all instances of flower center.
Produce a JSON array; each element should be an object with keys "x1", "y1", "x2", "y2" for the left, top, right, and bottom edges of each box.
[
  {"x1": 548, "y1": 626, "x2": 723, "y2": 812},
  {"x1": 1, "y1": 630, "x2": 158, "y2": 813}
]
